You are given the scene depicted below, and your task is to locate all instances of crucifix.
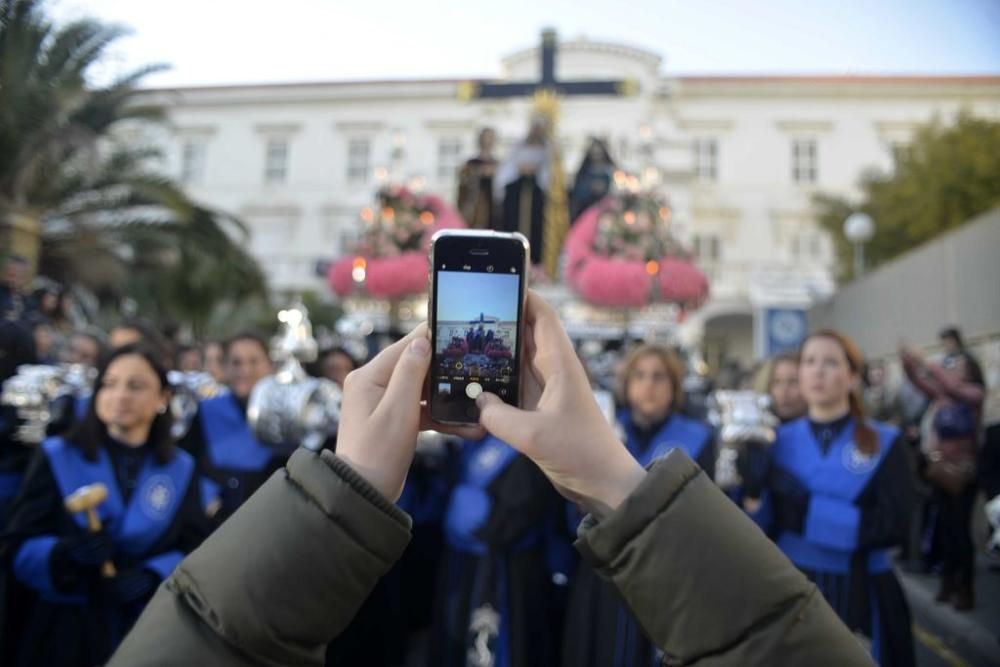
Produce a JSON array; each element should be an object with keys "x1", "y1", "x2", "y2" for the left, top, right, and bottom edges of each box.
[{"x1": 459, "y1": 29, "x2": 638, "y2": 279}]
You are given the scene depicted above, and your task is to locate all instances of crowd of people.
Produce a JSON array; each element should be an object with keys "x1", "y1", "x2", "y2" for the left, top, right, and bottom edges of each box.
[{"x1": 2, "y1": 240, "x2": 999, "y2": 666}]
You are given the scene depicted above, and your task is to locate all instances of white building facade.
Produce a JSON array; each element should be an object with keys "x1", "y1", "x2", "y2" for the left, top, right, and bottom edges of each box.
[{"x1": 140, "y1": 38, "x2": 1000, "y2": 368}]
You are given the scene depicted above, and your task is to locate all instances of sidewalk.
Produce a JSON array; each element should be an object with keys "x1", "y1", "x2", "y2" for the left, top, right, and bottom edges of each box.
[{"x1": 898, "y1": 555, "x2": 1000, "y2": 666}]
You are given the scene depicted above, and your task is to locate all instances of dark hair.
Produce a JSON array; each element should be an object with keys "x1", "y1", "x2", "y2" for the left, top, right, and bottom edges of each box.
[
  {"x1": 110, "y1": 318, "x2": 172, "y2": 364},
  {"x1": 802, "y1": 330, "x2": 879, "y2": 456},
  {"x1": 765, "y1": 351, "x2": 801, "y2": 390},
  {"x1": 960, "y1": 351, "x2": 985, "y2": 387},
  {"x1": 0, "y1": 320, "x2": 36, "y2": 382},
  {"x1": 223, "y1": 332, "x2": 270, "y2": 360},
  {"x1": 323, "y1": 346, "x2": 359, "y2": 367},
  {"x1": 175, "y1": 343, "x2": 204, "y2": 367},
  {"x1": 939, "y1": 326, "x2": 964, "y2": 348},
  {"x1": 69, "y1": 343, "x2": 175, "y2": 464}
]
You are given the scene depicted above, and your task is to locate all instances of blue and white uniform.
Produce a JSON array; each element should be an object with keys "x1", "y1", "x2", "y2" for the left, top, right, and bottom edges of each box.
[
  {"x1": 755, "y1": 415, "x2": 916, "y2": 667},
  {"x1": 2, "y1": 436, "x2": 207, "y2": 666}
]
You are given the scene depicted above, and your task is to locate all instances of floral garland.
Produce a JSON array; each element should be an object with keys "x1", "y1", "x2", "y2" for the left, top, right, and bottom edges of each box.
[
  {"x1": 328, "y1": 186, "x2": 464, "y2": 298},
  {"x1": 590, "y1": 192, "x2": 684, "y2": 262},
  {"x1": 565, "y1": 192, "x2": 709, "y2": 309}
]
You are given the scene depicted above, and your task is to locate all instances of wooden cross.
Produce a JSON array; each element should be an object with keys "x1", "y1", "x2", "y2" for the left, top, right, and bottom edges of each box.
[
  {"x1": 458, "y1": 28, "x2": 638, "y2": 101},
  {"x1": 459, "y1": 29, "x2": 638, "y2": 278}
]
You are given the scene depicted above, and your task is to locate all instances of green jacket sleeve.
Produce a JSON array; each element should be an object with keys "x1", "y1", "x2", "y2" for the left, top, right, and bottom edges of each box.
[
  {"x1": 575, "y1": 450, "x2": 875, "y2": 667},
  {"x1": 109, "y1": 449, "x2": 412, "y2": 667}
]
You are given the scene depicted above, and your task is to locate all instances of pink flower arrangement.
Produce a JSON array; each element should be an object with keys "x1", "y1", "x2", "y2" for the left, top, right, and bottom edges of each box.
[
  {"x1": 566, "y1": 194, "x2": 709, "y2": 308},
  {"x1": 328, "y1": 186, "x2": 464, "y2": 298}
]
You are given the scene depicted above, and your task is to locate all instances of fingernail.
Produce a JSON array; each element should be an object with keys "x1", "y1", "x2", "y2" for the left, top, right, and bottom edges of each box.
[
  {"x1": 475, "y1": 393, "x2": 489, "y2": 408},
  {"x1": 410, "y1": 337, "x2": 430, "y2": 357}
]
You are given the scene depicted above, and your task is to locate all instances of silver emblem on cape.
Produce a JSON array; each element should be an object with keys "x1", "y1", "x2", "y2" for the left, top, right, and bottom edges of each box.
[
  {"x1": 140, "y1": 474, "x2": 175, "y2": 520},
  {"x1": 467, "y1": 603, "x2": 500, "y2": 667},
  {"x1": 842, "y1": 441, "x2": 878, "y2": 474}
]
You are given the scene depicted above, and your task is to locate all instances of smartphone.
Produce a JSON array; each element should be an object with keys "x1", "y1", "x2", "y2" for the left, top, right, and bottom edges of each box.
[{"x1": 428, "y1": 230, "x2": 529, "y2": 425}]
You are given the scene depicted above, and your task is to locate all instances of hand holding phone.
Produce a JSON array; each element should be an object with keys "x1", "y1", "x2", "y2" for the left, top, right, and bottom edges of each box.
[
  {"x1": 475, "y1": 291, "x2": 647, "y2": 519},
  {"x1": 428, "y1": 230, "x2": 529, "y2": 425}
]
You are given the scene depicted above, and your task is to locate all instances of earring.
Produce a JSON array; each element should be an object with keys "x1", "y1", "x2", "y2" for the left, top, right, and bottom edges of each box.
[{"x1": 158, "y1": 405, "x2": 168, "y2": 415}]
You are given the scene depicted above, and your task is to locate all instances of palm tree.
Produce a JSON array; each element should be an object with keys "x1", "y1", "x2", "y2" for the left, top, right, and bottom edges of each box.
[{"x1": 0, "y1": 0, "x2": 267, "y2": 334}]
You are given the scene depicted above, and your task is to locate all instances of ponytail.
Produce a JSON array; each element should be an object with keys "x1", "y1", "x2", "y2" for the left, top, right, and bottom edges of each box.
[{"x1": 848, "y1": 390, "x2": 878, "y2": 456}]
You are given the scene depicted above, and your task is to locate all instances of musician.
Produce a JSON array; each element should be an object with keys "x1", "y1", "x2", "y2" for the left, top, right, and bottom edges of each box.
[
  {"x1": 429, "y1": 434, "x2": 570, "y2": 667},
  {"x1": 0, "y1": 344, "x2": 207, "y2": 666},
  {"x1": 752, "y1": 330, "x2": 916, "y2": 666},
  {"x1": 178, "y1": 333, "x2": 280, "y2": 523},
  {"x1": 562, "y1": 344, "x2": 715, "y2": 667}
]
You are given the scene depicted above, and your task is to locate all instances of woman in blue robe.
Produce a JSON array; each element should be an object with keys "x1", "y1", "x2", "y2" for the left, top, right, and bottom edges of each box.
[
  {"x1": 753, "y1": 330, "x2": 915, "y2": 667},
  {"x1": 0, "y1": 344, "x2": 208, "y2": 667},
  {"x1": 562, "y1": 344, "x2": 715, "y2": 667},
  {"x1": 178, "y1": 333, "x2": 279, "y2": 523}
]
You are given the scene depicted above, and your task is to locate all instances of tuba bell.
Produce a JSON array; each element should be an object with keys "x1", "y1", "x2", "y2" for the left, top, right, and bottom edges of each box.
[
  {"x1": 1, "y1": 364, "x2": 96, "y2": 445},
  {"x1": 707, "y1": 390, "x2": 778, "y2": 491},
  {"x1": 168, "y1": 370, "x2": 227, "y2": 439},
  {"x1": 247, "y1": 301, "x2": 342, "y2": 453}
]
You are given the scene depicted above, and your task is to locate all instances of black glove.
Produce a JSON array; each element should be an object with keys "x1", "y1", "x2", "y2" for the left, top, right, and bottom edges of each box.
[
  {"x1": 106, "y1": 566, "x2": 160, "y2": 604},
  {"x1": 57, "y1": 531, "x2": 114, "y2": 568},
  {"x1": 736, "y1": 440, "x2": 771, "y2": 500},
  {"x1": 768, "y1": 466, "x2": 810, "y2": 535}
]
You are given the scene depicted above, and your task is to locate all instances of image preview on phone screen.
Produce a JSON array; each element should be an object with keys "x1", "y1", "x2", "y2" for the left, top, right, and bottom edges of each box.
[{"x1": 433, "y1": 268, "x2": 521, "y2": 420}]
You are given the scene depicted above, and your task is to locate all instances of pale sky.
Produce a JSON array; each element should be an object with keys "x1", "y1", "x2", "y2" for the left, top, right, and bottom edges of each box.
[{"x1": 48, "y1": 0, "x2": 1000, "y2": 88}]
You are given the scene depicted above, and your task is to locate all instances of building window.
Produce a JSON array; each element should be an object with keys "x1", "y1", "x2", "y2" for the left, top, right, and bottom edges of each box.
[
  {"x1": 693, "y1": 234, "x2": 721, "y2": 262},
  {"x1": 180, "y1": 139, "x2": 206, "y2": 184},
  {"x1": 436, "y1": 137, "x2": 464, "y2": 182},
  {"x1": 347, "y1": 138, "x2": 371, "y2": 184},
  {"x1": 791, "y1": 233, "x2": 822, "y2": 260},
  {"x1": 264, "y1": 138, "x2": 289, "y2": 184},
  {"x1": 791, "y1": 138, "x2": 818, "y2": 184},
  {"x1": 692, "y1": 138, "x2": 718, "y2": 183}
]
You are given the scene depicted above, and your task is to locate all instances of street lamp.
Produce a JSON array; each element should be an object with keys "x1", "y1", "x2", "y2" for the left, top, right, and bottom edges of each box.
[{"x1": 843, "y1": 212, "x2": 875, "y2": 277}]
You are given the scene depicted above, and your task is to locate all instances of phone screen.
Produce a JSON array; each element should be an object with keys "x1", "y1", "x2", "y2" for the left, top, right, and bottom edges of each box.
[{"x1": 429, "y1": 232, "x2": 527, "y2": 424}]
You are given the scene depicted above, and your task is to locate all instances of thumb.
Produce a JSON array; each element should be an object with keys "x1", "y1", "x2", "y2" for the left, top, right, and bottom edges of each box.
[
  {"x1": 476, "y1": 392, "x2": 538, "y2": 454},
  {"x1": 379, "y1": 336, "x2": 432, "y2": 414}
]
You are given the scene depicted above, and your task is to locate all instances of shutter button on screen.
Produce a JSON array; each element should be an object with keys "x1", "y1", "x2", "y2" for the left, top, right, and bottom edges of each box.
[{"x1": 465, "y1": 382, "x2": 483, "y2": 399}]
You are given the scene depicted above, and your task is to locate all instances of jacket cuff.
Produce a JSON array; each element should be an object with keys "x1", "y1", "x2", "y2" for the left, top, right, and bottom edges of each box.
[
  {"x1": 167, "y1": 448, "x2": 412, "y2": 665},
  {"x1": 574, "y1": 449, "x2": 821, "y2": 664},
  {"x1": 575, "y1": 450, "x2": 700, "y2": 563}
]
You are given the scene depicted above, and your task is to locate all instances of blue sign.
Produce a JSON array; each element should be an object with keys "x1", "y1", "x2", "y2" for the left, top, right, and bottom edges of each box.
[{"x1": 765, "y1": 308, "x2": 808, "y2": 356}]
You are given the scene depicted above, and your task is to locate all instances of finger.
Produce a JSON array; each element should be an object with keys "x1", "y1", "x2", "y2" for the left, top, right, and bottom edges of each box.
[
  {"x1": 355, "y1": 323, "x2": 428, "y2": 388},
  {"x1": 476, "y1": 392, "x2": 539, "y2": 454},
  {"x1": 419, "y1": 411, "x2": 486, "y2": 441},
  {"x1": 373, "y1": 336, "x2": 433, "y2": 424},
  {"x1": 523, "y1": 290, "x2": 582, "y2": 382}
]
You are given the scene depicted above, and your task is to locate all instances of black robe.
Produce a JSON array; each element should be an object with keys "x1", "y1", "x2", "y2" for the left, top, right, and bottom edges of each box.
[
  {"x1": 561, "y1": 414, "x2": 716, "y2": 667},
  {"x1": 178, "y1": 395, "x2": 288, "y2": 525},
  {"x1": 457, "y1": 156, "x2": 499, "y2": 230},
  {"x1": 0, "y1": 441, "x2": 207, "y2": 667},
  {"x1": 501, "y1": 176, "x2": 546, "y2": 265},
  {"x1": 429, "y1": 440, "x2": 572, "y2": 667},
  {"x1": 766, "y1": 416, "x2": 916, "y2": 667}
]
